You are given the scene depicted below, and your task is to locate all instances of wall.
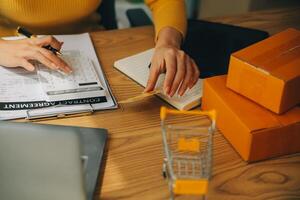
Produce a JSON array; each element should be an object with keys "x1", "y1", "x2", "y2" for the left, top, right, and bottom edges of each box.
[{"x1": 198, "y1": 0, "x2": 300, "y2": 18}]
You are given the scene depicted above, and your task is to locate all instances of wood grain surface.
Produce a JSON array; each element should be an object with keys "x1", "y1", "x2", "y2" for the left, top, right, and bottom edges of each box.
[{"x1": 37, "y1": 7, "x2": 300, "y2": 200}]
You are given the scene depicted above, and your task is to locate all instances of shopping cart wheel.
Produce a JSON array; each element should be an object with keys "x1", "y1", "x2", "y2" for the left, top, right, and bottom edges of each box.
[
  {"x1": 162, "y1": 162, "x2": 167, "y2": 179},
  {"x1": 162, "y1": 171, "x2": 167, "y2": 179}
]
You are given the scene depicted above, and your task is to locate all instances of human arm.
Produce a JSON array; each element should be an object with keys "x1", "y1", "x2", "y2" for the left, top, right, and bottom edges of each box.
[
  {"x1": 144, "y1": 0, "x2": 199, "y2": 97},
  {"x1": 0, "y1": 36, "x2": 72, "y2": 73}
]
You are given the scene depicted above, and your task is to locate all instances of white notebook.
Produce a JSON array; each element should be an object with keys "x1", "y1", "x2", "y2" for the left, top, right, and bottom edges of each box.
[{"x1": 114, "y1": 49, "x2": 203, "y2": 110}]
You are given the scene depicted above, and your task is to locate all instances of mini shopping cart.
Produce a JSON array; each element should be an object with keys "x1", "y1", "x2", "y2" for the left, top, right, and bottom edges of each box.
[{"x1": 160, "y1": 107, "x2": 216, "y2": 200}]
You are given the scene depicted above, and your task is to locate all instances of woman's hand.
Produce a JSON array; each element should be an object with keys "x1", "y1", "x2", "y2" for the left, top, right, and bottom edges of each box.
[
  {"x1": 0, "y1": 36, "x2": 72, "y2": 73},
  {"x1": 144, "y1": 27, "x2": 199, "y2": 97}
]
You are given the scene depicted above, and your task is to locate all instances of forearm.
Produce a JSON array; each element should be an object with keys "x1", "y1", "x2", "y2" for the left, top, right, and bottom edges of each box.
[
  {"x1": 144, "y1": 1, "x2": 199, "y2": 96},
  {"x1": 145, "y1": 0, "x2": 187, "y2": 38},
  {"x1": 156, "y1": 27, "x2": 182, "y2": 49},
  {"x1": 146, "y1": 26, "x2": 199, "y2": 96}
]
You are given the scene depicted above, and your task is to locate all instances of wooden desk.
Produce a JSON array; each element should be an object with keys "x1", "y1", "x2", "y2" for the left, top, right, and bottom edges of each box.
[{"x1": 41, "y1": 7, "x2": 300, "y2": 200}]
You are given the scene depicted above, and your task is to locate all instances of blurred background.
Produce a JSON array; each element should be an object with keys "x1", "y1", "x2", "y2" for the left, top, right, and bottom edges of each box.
[{"x1": 116, "y1": 0, "x2": 300, "y2": 28}]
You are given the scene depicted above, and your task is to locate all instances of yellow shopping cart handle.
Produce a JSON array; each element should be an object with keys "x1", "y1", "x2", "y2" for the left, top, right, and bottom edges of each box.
[{"x1": 160, "y1": 106, "x2": 216, "y2": 121}]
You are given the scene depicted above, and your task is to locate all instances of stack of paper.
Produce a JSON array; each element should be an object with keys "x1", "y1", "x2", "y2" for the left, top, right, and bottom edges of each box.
[
  {"x1": 0, "y1": 33, "x2": 117, "y2": 120},
  {"x1": 37, "y1": 50, "x2": 105, "y2": 101}
]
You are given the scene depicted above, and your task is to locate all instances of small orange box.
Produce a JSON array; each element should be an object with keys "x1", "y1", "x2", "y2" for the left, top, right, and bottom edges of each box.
[
  {"x1": 202, "y1": 75, "x2": 300, "y2": 162},
  {"x1": 227, "y1": 28, "x2": 300, "y2": 114}
]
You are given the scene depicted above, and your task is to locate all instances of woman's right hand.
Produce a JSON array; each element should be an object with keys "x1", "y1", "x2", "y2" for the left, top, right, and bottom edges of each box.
[{"x1": 0, "y1": 36, "x2": 72, "y2": 73}]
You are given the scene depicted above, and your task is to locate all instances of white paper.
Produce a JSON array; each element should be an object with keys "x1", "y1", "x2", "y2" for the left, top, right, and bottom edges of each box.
[
  {"x1": 0, "y1": 33, "x2": 117, "y2": 120},
  {"x1": 37, "y1": 50, "x2": 105, "y2": 101},
  {"x1": 56, "y1": 33, "x2": 117, "y2": 111},
  {"x1": 114, "y1": 49, "x2": 202, "y2": 110}
]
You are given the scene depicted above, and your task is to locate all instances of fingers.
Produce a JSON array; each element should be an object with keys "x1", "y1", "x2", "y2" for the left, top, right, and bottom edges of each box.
[
  {"x1": 190, "y1": 59, "x2": 200, "y2": 88},
  {"x1": 178, "y1": 59, "x2": 193, "y2": 96},
  {"x1": 145, "y1": 47, "x2": 200, "y2": 97},
  {"x1": 32, "y1": 37, "x2": 72, "y2": 73},
  {"x1": 39, "y1": 48, "x2": 72, "y2": 73},
  {"x1": 1, "y1": 38, "x2": 71, "y2": 73},
  {"x1": 31, "y1": 36, "x2": 63, "y2": 50},
  {"x1": 19, "y1": 59, "x2": 35, "y2": 71},
  {"x1": 144, "y1": 62, "x2": 161, "y2": 92},
  {"x1": 177, "y1": 58, "x2": 200, "y2": 96},
  {"x1": 163, "y1": 51, "x2": 177, "y2": 95},
  {"x1": 169, "y1": 52, "x2": 186, "y2": 97},
  {"x1": 24, "y1": 46, "x2": 72, "y2": 73},
  {"x1": 25, "y1": 48, "x2": 58, "y2": 71}
]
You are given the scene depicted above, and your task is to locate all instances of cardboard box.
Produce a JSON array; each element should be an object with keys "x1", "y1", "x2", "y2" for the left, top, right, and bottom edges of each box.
[
  {"x1": 227, "y1": 28, "x2": 300, "y2": 114},
  {"x1": 202, "y1": 75, "x2": 300, "y2": 162}
]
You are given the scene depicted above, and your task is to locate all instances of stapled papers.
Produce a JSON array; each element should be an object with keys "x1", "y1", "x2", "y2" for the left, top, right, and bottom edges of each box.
[
  {"x1": 37, "y1": 50, "x2": 105, "y2": 101},
  {"x1": 0, "y1": 33, "x2": 117, "y2": 120}
]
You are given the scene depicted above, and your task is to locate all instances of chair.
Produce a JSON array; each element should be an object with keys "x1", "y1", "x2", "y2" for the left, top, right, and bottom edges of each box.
[
  {"x1": 97, "y1": 0, "x2": 118, "y2": 29},
  {"x1": 97, "y1": 0, "x2": 152, "y2": 29}
]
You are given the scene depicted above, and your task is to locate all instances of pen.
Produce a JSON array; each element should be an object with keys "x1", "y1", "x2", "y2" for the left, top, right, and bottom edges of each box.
[{"x1": 17, "y1": 26, "x2": 62, "y2": 56}]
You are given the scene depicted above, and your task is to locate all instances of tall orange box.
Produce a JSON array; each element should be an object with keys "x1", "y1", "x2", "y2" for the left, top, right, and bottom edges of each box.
[
  {"x1": 202, "y1": 75, "x2": 300, "y2": 162},
  {"x1": 227, "y1": 28, "x2": 300, "y2": 114}
]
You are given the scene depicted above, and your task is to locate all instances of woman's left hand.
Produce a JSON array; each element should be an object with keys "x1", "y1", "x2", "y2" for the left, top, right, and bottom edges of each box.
[{"x1": 144, "y1": 27, "x2": 199, "y2": 97}]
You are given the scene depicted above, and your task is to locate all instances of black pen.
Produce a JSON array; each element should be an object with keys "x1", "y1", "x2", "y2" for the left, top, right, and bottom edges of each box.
[{"x1": 17, "y1": 26, "x2": 62, "y2": 56}]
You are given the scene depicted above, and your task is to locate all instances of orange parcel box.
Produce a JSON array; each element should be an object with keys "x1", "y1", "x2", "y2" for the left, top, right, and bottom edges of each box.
[
  {"x1": 202, "y1": 75, "x2": 300, "y2": 162},
  {"x1": 227, "y1": 28, "x2": 300, "y2": 114}
]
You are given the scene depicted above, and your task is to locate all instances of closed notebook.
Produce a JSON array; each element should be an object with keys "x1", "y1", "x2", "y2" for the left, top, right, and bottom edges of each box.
[{"x1": 114, "y1": 49, "x2": 203, "y2": 110}]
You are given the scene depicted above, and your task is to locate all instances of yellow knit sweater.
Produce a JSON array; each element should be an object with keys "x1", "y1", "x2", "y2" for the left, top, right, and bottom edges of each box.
[{"x1": 0, "y1": 0, "x2": 186, "y2": 37}]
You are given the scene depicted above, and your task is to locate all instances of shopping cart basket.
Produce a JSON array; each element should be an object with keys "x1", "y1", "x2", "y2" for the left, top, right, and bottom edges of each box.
[{"x1": 160, "y1": 107, "x2": 216, "y2": 200}]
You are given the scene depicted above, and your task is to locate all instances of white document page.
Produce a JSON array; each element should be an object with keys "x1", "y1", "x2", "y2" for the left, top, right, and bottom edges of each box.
[
  {"x1": 0, "y1": 33, "x2": 117, "y2": 120},
  {"x1": 56, "y1": 33, "x2": 117, "y2": 111},
  {"x1": 0, "y1": 67, "x2": 48, "y2": 120},
  {"x1": 37, "y1": 50, "x2": 105, "y2": 101}
]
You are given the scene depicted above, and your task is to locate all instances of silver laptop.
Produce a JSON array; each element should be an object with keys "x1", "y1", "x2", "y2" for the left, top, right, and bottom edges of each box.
[{"x1": 0, "y1": 122, "x2": 86, "y2": 200}]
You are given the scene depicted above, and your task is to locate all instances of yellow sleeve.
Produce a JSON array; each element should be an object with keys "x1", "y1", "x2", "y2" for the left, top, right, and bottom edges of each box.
[{"x1": 145, "y1": 0, "x2": 187, "y2": 39}]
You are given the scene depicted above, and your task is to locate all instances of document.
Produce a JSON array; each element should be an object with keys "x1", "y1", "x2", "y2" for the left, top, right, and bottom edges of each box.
[
  {"x1": 0, "y1": 33, "x2": 117, "y2": 120},
  {"x1": 37, "y1": 50, "x2": 105, "y2": 101}
]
